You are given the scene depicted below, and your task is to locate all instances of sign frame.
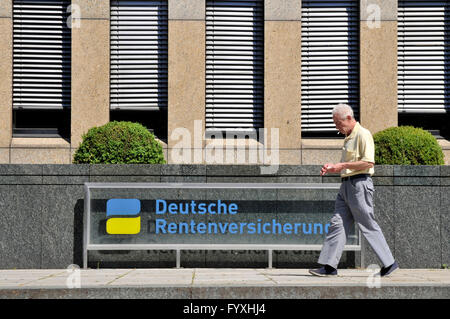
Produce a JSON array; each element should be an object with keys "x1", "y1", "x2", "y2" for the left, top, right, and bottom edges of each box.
[{"x1": 83, "y1": 182, "x2": 362, "y2": 269}]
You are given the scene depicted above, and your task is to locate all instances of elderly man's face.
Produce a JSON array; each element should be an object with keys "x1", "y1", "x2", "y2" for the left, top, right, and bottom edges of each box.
[{"x1": 333, "y1": 114, "x2": 353, "y2": 135}]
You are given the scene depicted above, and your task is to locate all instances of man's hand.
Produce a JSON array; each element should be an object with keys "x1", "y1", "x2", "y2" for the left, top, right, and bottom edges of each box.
[{"x1": 320, "y1": 163, "x2": 346, "y2": 176}]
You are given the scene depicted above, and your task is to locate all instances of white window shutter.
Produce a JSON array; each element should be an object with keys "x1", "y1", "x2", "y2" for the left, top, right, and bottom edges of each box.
[
  {"x1": 13, "y1": 0, "x2": 71, "y2": 109},
  {"x1": 398, "y1": 1, "x2": 449, "y2": 114},
  {"x1": 110, "y1": 0, "x2": 168, "y2": 110},
  {"x1": 206, "y1": 0, "x2": 264, "y2": 132},
  {"x1": 301, "y1": 0, "x2": 359, "y2": 132}
]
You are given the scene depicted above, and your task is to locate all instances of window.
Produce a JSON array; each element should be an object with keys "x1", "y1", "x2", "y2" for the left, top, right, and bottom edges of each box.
[
  {"x1": 206, "y1": 0, "x2": 264, "y2": 134},
  {"x1": 110, "y1": 0, "x2": 168, "y2": 140},
  {"x1": 13, "y1": 0, "x2": 71, "y2": 138},
  {"x1": 398, "y1": 1, "x2": 450, "y2": 138}
]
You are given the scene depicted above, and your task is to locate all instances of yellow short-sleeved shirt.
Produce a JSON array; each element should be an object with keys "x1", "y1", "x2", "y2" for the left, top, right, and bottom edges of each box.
[{"x1": 340, "y1": 122, "x2": 375, "y2": 177}]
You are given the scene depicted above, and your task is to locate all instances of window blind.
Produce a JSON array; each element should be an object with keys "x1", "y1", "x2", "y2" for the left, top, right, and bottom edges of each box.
[
  {"x1": 110, "y1": 0, "x2": 168, "y2": 110},
  {"x1": 13, "y1": 0, "x2": 71, "y2": 110},
  {"x1": 206, "y1": 0, "x2": 264, "y2": 132},
  {"x1": 301, "y1": 0, "x2": 359, "y2": 132},
  {"x1": 398, "y1": 0, "x2": 449, "y2": 114}
]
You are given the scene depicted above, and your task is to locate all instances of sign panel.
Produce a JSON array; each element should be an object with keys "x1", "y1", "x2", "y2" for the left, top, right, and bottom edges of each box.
[{"x1": 83, "y1": 183, "x2": 360, "y2": 268}]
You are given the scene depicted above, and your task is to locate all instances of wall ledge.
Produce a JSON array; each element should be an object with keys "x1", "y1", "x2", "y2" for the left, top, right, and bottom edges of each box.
[{"x1": 11, "y1": 137, "x2": 70, "y2": 149}]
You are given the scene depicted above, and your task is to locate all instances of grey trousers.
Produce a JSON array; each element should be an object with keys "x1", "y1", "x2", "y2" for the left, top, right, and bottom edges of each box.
[{"x1": 318, "y1": 175, "x2": 395, "y2": 269}]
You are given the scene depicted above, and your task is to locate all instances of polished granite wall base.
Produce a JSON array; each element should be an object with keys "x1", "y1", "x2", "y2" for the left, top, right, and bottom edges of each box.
[{"x1": 0, "y1": 165, "x2": 448, "y2": 269}]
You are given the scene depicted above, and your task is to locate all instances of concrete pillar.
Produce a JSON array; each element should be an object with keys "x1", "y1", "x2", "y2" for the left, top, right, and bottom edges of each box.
[
  {"x1": 360, "y1": 0, "x2": 398, "y2": 134},
  {"x1": 71, "y1": 0, "x2": 110, "y2": 150},
  {"x1": 264, "y1": 0, "x2": 302, "y2": 164},
  {"x1": 167, "y1": 0, "x2": 206, "y2": 164},
  {"x1": 0, "y1": 0, "x2": 12, "y2": 162}
]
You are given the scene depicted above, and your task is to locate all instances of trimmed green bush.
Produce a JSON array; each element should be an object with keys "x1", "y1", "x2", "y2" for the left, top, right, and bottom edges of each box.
[
  {"x1": 373, "y1": 126, "x2": 444, "y2": 165},
  {"x1": 73, "y1": 121, "x2": 166, "y2": 164}
]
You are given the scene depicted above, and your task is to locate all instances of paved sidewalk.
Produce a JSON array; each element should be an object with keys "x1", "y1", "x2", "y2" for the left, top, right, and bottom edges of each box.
[{"x1": 0, "y1": 268, "x2": 449, "y2": 299}]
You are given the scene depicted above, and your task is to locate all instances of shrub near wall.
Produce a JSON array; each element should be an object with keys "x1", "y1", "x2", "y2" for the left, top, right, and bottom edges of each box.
[
  {"x1": 374, "y1": 126, "x2": 444, "y2": 165},
  {"x1": 73, "y1": 121, "x2": 166, "y2": 164}
]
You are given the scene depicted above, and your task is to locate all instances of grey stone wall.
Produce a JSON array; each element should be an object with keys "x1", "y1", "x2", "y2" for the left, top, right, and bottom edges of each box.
[{"x1": 0, "y1": 164, "x2": 448, "y2": 269}]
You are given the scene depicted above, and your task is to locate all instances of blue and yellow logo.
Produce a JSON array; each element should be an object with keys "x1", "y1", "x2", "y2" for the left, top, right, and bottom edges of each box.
[{"x1": 106, "y1": 199, "x2": 141, "y2": 235}]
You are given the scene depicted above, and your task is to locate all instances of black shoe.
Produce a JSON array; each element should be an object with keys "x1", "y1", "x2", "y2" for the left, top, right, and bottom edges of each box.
[
  {"x1": 309, "y1": 266, "x2": 337, "y2": 277},
  {"x1": 379, "y1": 261, "x2": 399, "y2": 277}
]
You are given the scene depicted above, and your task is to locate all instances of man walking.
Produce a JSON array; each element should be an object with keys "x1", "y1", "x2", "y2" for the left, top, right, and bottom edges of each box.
[{"x1": 309, "y1": 103, "x2": 398, "y2": 277}]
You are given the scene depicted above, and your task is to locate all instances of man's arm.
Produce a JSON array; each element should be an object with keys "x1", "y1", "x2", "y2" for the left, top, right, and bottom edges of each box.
[
  {"x1": 320, "y1": 161, "x2": 374, "y2": 176},
  {"x1": 335, "y1": 161, "x2": 374, "y2": 171}
]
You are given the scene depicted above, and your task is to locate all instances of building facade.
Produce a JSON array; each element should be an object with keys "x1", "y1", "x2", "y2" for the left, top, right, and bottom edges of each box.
[{"x1": 0, "y1": 0, "x2": 449, "y2": 164}]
